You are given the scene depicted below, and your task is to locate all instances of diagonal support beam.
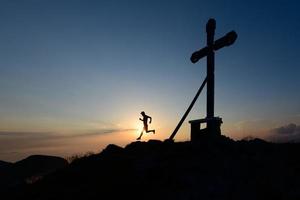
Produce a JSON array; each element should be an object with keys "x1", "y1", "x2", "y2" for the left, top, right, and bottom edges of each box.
[{"x1": 169, "y1": 77, "x2": 207, "y2": 140}]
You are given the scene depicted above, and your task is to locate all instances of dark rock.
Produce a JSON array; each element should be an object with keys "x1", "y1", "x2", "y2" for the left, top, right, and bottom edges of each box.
[{"x1": 101, "y1": 144, "x2": 123, "y2": 156}]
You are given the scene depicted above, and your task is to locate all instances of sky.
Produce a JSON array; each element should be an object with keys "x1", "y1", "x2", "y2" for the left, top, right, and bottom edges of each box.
[{"x1": 0, "y1": 0, "x2": 299, "y2": 162}]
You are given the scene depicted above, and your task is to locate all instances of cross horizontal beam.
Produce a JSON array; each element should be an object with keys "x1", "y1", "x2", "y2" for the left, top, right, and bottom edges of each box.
[{"x1": 190, "y1": 31, "x2": 237, "y2": 63}]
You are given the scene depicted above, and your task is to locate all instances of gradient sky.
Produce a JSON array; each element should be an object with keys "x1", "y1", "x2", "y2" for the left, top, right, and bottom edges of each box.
[{"x1": 0, "y1": 0, "x2": 299, "y2": 162}]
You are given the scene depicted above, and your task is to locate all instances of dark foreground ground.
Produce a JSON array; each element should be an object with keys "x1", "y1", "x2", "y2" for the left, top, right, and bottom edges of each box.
[{"x1": 3, "y1": 135, "x2": 300, "y2": 200}]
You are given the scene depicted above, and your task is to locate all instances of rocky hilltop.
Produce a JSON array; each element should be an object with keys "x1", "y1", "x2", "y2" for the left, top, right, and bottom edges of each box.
[{"x1": 5, "y1": 136, "x2": 300, "y2": 200}]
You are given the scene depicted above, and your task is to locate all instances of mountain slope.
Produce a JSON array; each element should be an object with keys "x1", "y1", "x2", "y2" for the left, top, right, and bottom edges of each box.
[{"x1": 7, "y1": 137, "x2": 300, "y2": 200}]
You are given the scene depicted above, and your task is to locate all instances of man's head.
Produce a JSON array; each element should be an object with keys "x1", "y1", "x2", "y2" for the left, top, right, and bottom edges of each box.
[{"x1": 141, "y1": 111, "x2": 145, "y2": 116}]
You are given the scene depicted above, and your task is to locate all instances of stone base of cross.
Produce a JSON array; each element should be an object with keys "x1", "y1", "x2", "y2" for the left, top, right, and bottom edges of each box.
[{"x1": 189, "y1": 117, "x2": 222, "y2": 141}]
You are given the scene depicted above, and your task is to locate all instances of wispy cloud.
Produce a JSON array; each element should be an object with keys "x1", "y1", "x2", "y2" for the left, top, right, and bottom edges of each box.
[
  {"x1": 267, "y1": 123, "x2": 300, "y2": 143},
  {"x1": 0, "y1": 128, "x2": 137, "y2": 162},
  {"x1": 0, "y1": 128, "x2": 136, "y2": 140},
  {"x1": 234, "y1": 119, "x2": 276, "y2": 131},
  {"x1": 270, "y1": 123, "x2": 300, "y2": 135},
  {"x1": 71, "y1": 128, "x2": 137, "y2": 138},
  {"x1": 231, "y1": 119, "x2": 277, "y2": 140}
]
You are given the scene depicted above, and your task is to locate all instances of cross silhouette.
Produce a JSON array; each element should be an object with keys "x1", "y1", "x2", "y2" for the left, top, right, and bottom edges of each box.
[
  {"x1": 169, "y1": 19, "x2": 237, "y2": 141},
  {"x1": 190, "y1": 18, "x2": 237, "y2": 139}
]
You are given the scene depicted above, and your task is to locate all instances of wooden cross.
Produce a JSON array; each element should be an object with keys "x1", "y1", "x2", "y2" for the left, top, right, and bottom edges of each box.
[
  {"x1": 169, "y1": 18, "x2": 237, "y2": 141},
  {"x1": 190, "y1": 18, "x2": 237, "y2": 136}
]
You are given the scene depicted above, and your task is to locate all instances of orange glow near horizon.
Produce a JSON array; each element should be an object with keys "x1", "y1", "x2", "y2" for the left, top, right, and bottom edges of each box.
[{"x1": 2, "y1": 112, "x2": 297, "y2": 162}]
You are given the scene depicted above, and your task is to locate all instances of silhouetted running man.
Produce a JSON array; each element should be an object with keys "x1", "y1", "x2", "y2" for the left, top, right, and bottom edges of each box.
[{"x1": 137, "y1": 111, "x2": 155, "y2": 140}]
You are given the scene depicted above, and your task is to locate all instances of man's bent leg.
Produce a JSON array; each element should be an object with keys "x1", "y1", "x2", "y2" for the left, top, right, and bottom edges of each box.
[{"x1": 146, "y1": 130, "x2": 155, "y2": 134}]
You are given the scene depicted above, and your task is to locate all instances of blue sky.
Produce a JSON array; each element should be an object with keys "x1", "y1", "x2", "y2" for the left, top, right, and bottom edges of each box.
[{"x1": 0, "y1": 0, "x2": 299, "y2": 161}]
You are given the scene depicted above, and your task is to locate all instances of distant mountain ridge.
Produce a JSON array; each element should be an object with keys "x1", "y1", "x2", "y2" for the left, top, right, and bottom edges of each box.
[
  {"x1": 0, "y1": 160, "x2": 13, "y2": 170},
  {"x1": 0, "y1": 155, "x2": 67, "y2": 191}
]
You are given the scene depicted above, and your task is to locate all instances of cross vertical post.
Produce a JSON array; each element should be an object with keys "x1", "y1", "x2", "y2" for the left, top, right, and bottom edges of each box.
[{"x1": 206, "y1": 19, "x2": 215, "y2": 121}]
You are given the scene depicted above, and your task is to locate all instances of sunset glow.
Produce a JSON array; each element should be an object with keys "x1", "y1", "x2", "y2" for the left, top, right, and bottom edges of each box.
[{"x1": 0, "y1": 0, "x2": 299, "y2": 162}]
